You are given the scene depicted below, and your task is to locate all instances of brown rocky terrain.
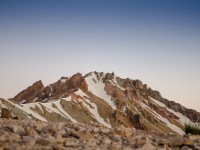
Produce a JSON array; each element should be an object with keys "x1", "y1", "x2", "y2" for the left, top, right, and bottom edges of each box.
[
  {"x1": 1, "y1": 71, "x2": 200, "y2": 149},
  {"x1": 0, "y1": 118, "x2": 200, "y2": 150}
]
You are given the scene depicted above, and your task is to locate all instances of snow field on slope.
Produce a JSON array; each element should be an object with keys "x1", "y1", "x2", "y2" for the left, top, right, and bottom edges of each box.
[
  {"x1": 149, "y1": 97, "x2": 192, "y2": 125},
  {"x1": 140, "y1": 102, "x2": 184, "y2": 135},
  {"x1": 16, "y1": 102, "x2": 47, "y2": 122},
  {"x1": 85, "y1": 72, "x2": 117, "y2": 109},
  {"x1": 5, "y1": 98, "x2": 76, "y2": 122},
  {"x1": 43, "y1": 98, "x2": 77, "y2": 122},
  {"x1": 77, "y1": 89, "x2": 111, "y2": 128}
]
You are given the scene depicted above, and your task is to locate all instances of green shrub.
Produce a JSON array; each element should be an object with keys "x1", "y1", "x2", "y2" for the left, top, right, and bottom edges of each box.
[{"x1": 184, "y1": 123, "x2": 200, "y2": 135}]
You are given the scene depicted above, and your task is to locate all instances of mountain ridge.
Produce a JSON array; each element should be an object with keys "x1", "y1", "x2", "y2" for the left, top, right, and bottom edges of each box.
[{"x1": 1, "y1": 71, "x2": 200, "y2": 135}]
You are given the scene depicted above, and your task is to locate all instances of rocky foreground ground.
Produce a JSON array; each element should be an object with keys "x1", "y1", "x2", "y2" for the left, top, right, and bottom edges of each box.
[{"x1": 0, "y1": 119, "x2": 199, "y2": 150}]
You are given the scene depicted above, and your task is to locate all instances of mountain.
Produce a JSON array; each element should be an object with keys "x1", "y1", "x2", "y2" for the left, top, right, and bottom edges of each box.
[{"x1": 1, "y1": 71, "x2": 200, "y2": 135}]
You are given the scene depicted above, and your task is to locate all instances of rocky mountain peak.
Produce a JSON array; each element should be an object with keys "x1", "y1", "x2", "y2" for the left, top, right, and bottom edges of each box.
[
  {"x1": 103, "y1": 72, "x2": 115, "y2": 81},
  {"x1": 68, "y1": 73, "x2": 85, "y2": 89},
  {"x1": 2, "y1": 71, "x2": 200, "y2": 136}
]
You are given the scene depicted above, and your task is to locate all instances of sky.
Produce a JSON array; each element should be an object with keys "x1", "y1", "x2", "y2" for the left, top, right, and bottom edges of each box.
[{"x1": 0, "y1": 0, "x2": 200, "y2": 111}]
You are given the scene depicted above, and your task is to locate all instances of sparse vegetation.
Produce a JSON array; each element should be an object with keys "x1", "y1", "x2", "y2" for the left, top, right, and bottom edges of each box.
[{"x1": 184, "y1": 123, "x2": 200, "y2": 135}]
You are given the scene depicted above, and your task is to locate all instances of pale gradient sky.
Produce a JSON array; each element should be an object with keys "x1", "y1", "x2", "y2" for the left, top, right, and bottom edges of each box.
[{"x1": 0, "y1": 0, "x2": 200, "y2": 111}]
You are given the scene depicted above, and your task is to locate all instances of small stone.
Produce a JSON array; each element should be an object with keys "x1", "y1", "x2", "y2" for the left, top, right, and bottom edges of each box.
[
  {"x1": 25, "y1": 127, "x2": 37, "y2": 136},
  {"x1": 104, "y1": 138, "x2": 112, "y2": 145},
  {"x1": 86, "y1": 126, "x2": 93, "y2": 132},
  {"x1": 10, "y1": 133, "x2": 21, "y2": 142},
  {"x1": 10, "y1": 125, "x2": 25, "y2": 135},
  {"x1": 56, "y1": 122, "x2": 65, "y2": 130},
  {"x1": 80, "y1": 132, "x2": 94, "y2": 141},
  {"x1": 93, "y1": 127, "x2": 100, "y2": 133},
  {"x1": 52, "y1": 144, "x2": 65, "y2": 150},
  {"x1": 70, "y1": 130, "x2": 81, "y2": 139},
  {"x1": 127, "y1": 137, "x2": 137, "y2": 146},
  {"x1": 22, "y1": 136, "x2": 36, "y2": 146},
  {"x1": 101, "y1": 128, "x2": 110, "y2": 134},
  {"x1": 63, "y1": 129, "x2": 73, "y2": 138},
  {"x1": 114, "y1": 126, "x2": 133, "y2": 137},
  {"x1": 58, "y1": 129, "x2": 66, "y2": 136},
  {"x1": 112, "y1": 134, "x2": 121, "y2": 142},
  {"x1": 157, "y1": 138, "x2": 169, "y2": 145},
  {"x1": 0, "y1": 146, "x2": 4, "y2": 150},
  {"x1": 22, "y1": 136, "x2": 35, "y2": 142},
  {"x1": 88, "y1": 139, "x2": 97, "y2": 147},
  {"x1": 53, "y1": 133, "x2": 65, "y2": 144},
  {"x1": 136, "y1": 139, "x2": 146, "y2": 147},
  {"x1": 194, "y1": 143, "x2": 200, "y2": 150},
  {"x1": 141, "y1": 142, "x2": 156, "y2": 150},
  {"x1": 65, "y1": 139, "x2": 79, "y2": 147},
  {"x1": 37, "y1": 139, "x2": 50, "y2": 146},
  {"x1": 0, "y1": 135, "x2": 7, "y2": 142},
  {"x1": 193, "y1": 138, "x2": 200, "y2": 143},
  {"x1": 43, "y1": 124, "x2": 57, "y2": 133},
  {"x1": 169, "y1": 138, "x2": 193, "y2": 147},
  {"x1": 189, "y1": 135, "x2": 200, "y2": 142},
  {"x1": 34, "y1": 122, "x2": 46, "y2": 132},
  {"x1": 181, "y1": 146, "x2": 193, "y2": 150},
  {"x1": 79, "y1": 127, "x2": 87, "y2": 132},
  {"x1": 168, "y1": 132, "x2": 175, "y2": 136},
  {"x1": 111, "y1": 143, "x2": 122, "y2": 150}
]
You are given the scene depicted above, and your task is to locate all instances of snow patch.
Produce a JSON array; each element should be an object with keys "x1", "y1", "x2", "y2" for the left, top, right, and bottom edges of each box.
[
  {"x1": 61, "y1": 79, "x2": 67, "y2": 83},
  {"x1": 42, "y1": 98, "x2": 48, "y2": 102},
  {"x1": 19, "y1": 100, "x2": 26, "y2": 104},
  {"x1": 49, "y1": 86, "x2": 53, "y2": 96},
  {"x1": 149, "y1": 97, "x2": 192, "y2": 125},
  {"x1": 42, "y1": 99, "x2": 76, "y2": 122},
  {"x1": 82, "y1": 97, "x2": 111, "y2": 128},
  {"x1": 61, "y1": 97, "x2": 71, "y2": 102},
  {"x1": 75, "y1": 89, "x2": 88, "y2": 97},
  {"x1": 33, "y1": 97, "x2": 38, "y2": 102},
  {"x1": 43, "y1": 103, "x2": 64, "y2": 116},
  {"x1": 140, "y1": 101, "x2": 184, "y2": 135},
  {"x1": 18, "y1": 103, "x2": 47, "y2": 122},
  {"x1": 85, "y1": 72, "x2": 116, "y2": 109},
  {"x1": 54, "y1": 100, "x2": 76, "y2": 122}
]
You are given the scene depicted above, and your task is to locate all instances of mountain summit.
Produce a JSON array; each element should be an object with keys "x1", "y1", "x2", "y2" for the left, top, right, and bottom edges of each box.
[{"x1": 1, "y1": 71, "x2": 200, "y2": 135}]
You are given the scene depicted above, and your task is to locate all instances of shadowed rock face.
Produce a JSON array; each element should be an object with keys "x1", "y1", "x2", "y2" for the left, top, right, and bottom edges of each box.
[
  {"x1": 2, "y1": 71, "x2": 200, "y2": 135},
  {"x1": 10, "y1": 80, "x2": 44, "y2": 104},
  {"x1": 10, "y1": 73, "x2": 87, "y2": 104}
]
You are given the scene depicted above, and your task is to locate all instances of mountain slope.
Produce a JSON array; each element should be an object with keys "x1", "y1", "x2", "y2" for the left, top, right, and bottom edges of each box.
[{"x1": 1, "y1": 71, "x2": 200, "y2": 135}]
